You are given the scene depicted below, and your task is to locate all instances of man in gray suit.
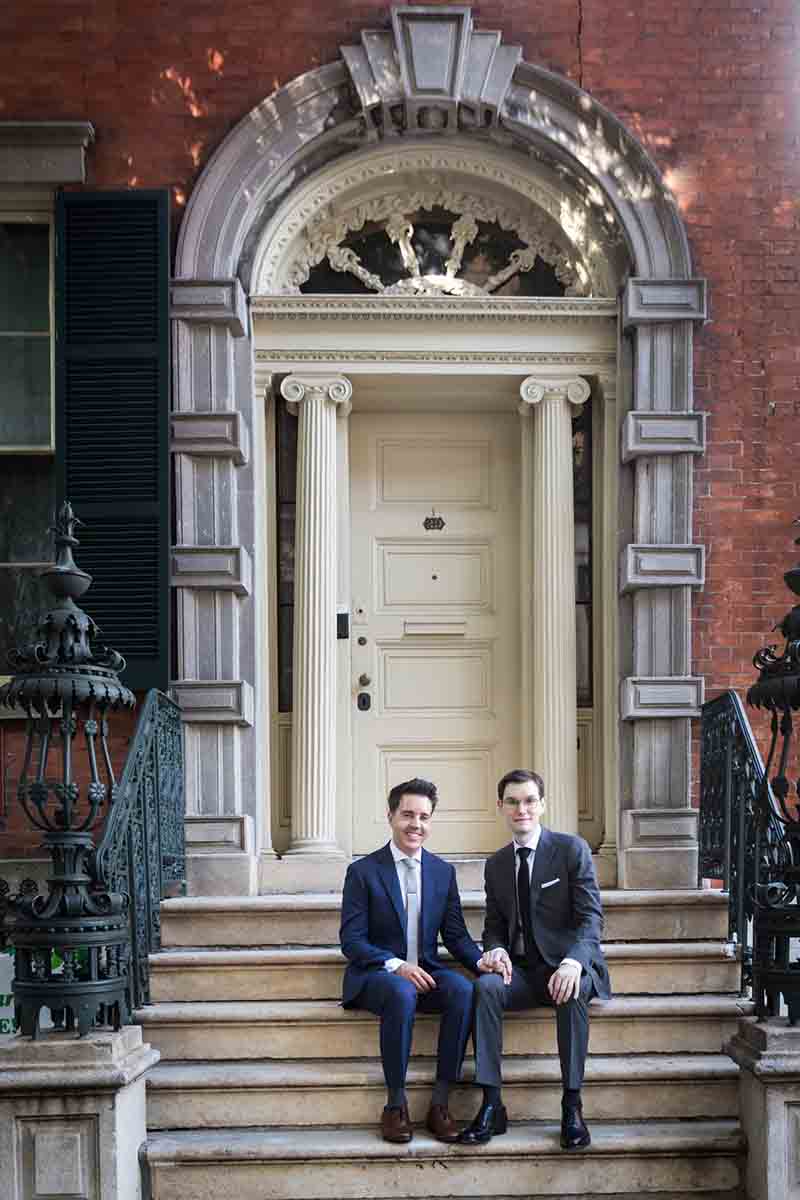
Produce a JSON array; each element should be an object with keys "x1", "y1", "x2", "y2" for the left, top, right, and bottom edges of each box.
[{"x1": 458, "y1": 768, "x2": 610, "y2": 1150}]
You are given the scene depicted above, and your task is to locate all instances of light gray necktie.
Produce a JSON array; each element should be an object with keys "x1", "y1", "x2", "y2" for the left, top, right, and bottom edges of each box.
[{"x1": 403, "y1": 858, "x2": 419, "y2": 967}]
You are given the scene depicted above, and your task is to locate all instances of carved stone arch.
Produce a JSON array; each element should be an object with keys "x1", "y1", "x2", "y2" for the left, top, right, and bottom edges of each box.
[{"x1": 171, "y1": 5, "x2": 708, "y2": 894}]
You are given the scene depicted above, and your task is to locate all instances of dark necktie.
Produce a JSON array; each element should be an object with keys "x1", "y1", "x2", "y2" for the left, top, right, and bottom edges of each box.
[{"x1": 517, "y1": 846, "x2": 535, "y2": 961}]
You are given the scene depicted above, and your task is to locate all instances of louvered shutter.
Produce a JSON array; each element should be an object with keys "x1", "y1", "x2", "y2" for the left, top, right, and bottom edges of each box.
[{"x1": 55, "y1": 190, "x2": 170, "y2": 691}]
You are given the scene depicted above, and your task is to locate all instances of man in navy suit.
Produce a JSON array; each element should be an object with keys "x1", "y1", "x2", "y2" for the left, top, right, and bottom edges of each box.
[
  {"x1": 340, "y1": 777, "x2": 488, "y2": 1144},
  {"x1": 458, "y1": 769, "x2": 610, "y2": 1151}
]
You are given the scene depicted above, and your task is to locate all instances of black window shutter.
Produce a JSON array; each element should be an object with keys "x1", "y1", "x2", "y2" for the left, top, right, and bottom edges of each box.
[{"x1": 55, "y1": 190, "x2": 170, "y2": 692}]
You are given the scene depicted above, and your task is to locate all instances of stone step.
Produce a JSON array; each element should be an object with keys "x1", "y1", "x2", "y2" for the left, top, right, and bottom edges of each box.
[
  {"x1": 136, "y1": 994, "x2": 753, "y2": 1061},
  {"x1": 146, "y1": 1053, "x2": 739, "y2": 1130},
  {"x1": 161, "y1": 889, "x2": 728, "y2": 949},
  {"x1": 149, "y1": 941, "x2": 739, "y2": 1003},
  {"x1": 143, "y1": 1120, "x2": 744, "y2": 1200}
]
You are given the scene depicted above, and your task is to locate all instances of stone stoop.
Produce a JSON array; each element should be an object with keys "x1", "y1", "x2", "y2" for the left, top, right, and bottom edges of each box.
[{"x1": 140, "y1": 890, "x2": 750, "y2": 1199}]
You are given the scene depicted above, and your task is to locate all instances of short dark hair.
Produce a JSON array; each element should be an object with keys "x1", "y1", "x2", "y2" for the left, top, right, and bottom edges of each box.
[
  {"x1": 497, "y1": 768, "x2": 545, "y2": 803},
  {"x1": 388, "y1": 777, "x2": 439, "y2": 814}
]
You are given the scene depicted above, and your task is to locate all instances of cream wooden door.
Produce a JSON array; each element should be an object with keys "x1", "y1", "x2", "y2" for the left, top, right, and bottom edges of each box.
[{"x1": 350, "y1": 410, "x2": 520, "y2": 854}]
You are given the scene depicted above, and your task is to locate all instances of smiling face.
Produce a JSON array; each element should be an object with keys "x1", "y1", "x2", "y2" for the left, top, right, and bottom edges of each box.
[
  {"x1": 388, "y1": 792, "x2": 433, "y2": 855},
  {"x1": 497, "y1": 778, "x2": 545, "y2": 843}
]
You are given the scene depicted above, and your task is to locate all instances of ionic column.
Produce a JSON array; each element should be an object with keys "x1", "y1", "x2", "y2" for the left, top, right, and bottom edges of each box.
[
  {"x1": 520, "y1": 374, "x2": 590, "y2": 833},
  {"x1": 280, "y1": 373, "x2": 352, "y2": 854}
]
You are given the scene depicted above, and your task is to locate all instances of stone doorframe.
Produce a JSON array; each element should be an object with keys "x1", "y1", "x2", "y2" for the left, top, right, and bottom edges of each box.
[{"x1": 169, "y1": 5, "x2": 707, "y2": 895}]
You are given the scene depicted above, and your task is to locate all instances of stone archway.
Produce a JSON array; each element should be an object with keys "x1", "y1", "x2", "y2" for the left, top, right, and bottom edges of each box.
[{"x1": 170, "y1": 5, "x2": 707, "y2": 895}]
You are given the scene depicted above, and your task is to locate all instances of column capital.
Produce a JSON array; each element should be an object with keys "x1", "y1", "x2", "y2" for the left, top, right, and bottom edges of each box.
[
  {"x1": 281, "y1": 373, "x2": 353, "y2": 417},
  {"x1": 519, "y1": 374, "x2": 591, "y2": 413}
]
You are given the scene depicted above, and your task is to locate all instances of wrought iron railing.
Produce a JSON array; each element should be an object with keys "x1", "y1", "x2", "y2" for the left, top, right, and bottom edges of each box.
[
  {"x1": 699, "y1": 689, "x2": 787, "y2": 997},
  {"x1": 91, "y1": 687, "x2": 185, "y2": 1012},
  {"x1": 699, "y1": 690, "x2": 767, "y2": 992}
]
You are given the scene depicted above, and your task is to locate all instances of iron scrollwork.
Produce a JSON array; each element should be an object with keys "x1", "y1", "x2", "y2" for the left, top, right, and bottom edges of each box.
[
  {"x1": 699, "y1": 690, "x2": 770, "y2": 993},
  {"x1": 745, "y1": 525, "x2": 800, "y2": 1021},
  {"x1": 0, "y1": 503, "x2": 185, "y2": 1034}
]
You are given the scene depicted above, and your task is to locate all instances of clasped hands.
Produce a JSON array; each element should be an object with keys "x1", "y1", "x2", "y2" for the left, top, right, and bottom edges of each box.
[{"x1": 476, "y1": 948, "x2": 582, "y2": 1004}]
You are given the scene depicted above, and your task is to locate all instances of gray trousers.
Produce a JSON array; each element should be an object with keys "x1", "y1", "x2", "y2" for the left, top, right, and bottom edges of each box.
[{"x1": 473, "y1": 961, "x2": 595, "y2": 1092}]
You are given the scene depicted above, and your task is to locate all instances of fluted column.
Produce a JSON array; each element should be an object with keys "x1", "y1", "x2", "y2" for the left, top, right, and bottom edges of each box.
[
  {"x1": 280, "y1": 373, "x2": 352, "y2": 854},
  {"x1": 520, "y1": 374, "x2": 590, "y2": 833}
]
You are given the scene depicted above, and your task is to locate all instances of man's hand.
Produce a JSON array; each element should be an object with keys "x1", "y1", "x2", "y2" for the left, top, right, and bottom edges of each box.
[
  {"x1": 477, "y1": 948, "x2": 512, "y2": 985},
  {"x1": 396, "y1": 963, "x2": 437, "y2": 992},
  {"x1": 548, "y1": 961, "x2": 581, "y2": 1005}
]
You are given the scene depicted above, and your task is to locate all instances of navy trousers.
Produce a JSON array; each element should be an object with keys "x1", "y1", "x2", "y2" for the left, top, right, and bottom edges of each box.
[{"x1": 356, "y1": 965, "x2": 474, "y2": 1089}]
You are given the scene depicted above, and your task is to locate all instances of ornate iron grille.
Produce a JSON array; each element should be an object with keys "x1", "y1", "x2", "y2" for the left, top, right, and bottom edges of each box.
[
  {"x1": 699, "y1": 689, "x2": 770, "y2": 993},
  {"x1": 92, "y1": 688, "x2": 185, "y2": 1011}
]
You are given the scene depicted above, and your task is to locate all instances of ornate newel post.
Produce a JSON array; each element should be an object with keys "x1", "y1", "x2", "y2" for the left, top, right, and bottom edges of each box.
[
  {"x1": 726, "y1": 524, "x2": 800, "y2": 1200},
  {"x1": 0, "y1": 503, "x2": 136, "y2": 1038},
  {"x1": 519, "y1": 373, "x2": 590, "y2": 833},
  {"x1": 0, "y1": 503, "x2": 158, "y2": 1200},
  {"x1": 280, "y1": 374, "x2": 352, "y2": 860}
]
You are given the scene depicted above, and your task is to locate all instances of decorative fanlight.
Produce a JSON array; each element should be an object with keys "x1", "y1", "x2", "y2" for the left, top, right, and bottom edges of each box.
[{"x1": 289, "y1": 193, "x2": 589, "y2": 297}]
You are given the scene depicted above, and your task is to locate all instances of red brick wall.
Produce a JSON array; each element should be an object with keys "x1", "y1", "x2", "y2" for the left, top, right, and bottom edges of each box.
[{"x1": 2, "y1": 0, "x2": 798, "y2": 797}]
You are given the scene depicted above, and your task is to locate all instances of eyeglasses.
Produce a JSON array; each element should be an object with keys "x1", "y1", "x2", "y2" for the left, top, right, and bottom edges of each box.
[{"x1": 502, "y1": 797, "x2": 542, "y2": 809}]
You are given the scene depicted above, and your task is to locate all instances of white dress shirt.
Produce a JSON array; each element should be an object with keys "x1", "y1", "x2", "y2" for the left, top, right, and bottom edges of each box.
[{"x1": 384, "y1": 841, "x2": 422, "y2": 972}]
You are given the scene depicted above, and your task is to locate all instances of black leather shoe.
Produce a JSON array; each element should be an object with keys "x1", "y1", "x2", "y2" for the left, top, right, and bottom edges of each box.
[
  {"x1": 456, "y1": 1101, "x2": 508, "y2": 1144},
  {"x1": 560, "y1": 1104, "x2": 591, "y2": 1150}
]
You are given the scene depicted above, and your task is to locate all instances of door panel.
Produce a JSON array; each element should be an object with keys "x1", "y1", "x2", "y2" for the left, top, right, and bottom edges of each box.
[{"x1": 350, "y1": 411, "x2": 519, "y2": 854}]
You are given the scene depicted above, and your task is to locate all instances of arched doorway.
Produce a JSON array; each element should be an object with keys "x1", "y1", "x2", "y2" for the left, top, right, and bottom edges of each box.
[{"x1": 171, "y1": 5, "x2": 707, "y2": 895}]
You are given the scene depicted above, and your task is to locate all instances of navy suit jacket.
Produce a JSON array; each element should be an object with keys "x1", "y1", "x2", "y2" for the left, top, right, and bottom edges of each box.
[{"x1": 340, "y1": 842, "x2": 482, "y2": 1007}]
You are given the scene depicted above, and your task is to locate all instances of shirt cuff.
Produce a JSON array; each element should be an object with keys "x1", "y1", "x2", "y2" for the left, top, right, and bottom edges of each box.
[
  {"x1": 560, "y1": 957, "x2": 582, "y2": 972},
  {"x1": 384, "y1": 957, "x2": 403, "y2": 973}
]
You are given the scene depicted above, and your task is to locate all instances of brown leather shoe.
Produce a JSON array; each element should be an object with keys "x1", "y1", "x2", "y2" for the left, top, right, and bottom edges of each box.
[
  {"x1": 425, "y1": 1103, "x2": 461, "y2": 1143},
  {"x1": 381, "y1": 1104, "x2": 413, "y2": 1143}
]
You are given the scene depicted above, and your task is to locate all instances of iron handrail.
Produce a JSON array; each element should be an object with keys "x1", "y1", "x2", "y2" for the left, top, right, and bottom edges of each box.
[
  {"x1": 90, "y1": 687, "x2": 185, "y2": 1011},
  {"x1": 699, "y1": 689, "x2": 769, "y2": 992}
]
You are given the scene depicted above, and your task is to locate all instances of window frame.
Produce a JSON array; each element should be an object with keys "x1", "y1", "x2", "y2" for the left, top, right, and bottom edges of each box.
[{"x1": 0, "y1": 202, "x2": 55, "y2": 454}]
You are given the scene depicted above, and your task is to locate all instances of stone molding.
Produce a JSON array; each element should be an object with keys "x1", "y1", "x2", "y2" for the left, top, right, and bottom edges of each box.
[
  {"x1": 185, "y1": 815, "x2": 257, "y2": 896},
  {"x1": 250, "y1": 295, "x2": 617, "y2": 322},
  {"x1": 622, "y1": 277, "x2": 708, "y2": 326},
  {"x1": 250, "y1": 140, "x2": 618, "y2": 298},
  {"x1": 727, "y1": 1019, "x2": 800, "y2": 1079},
  {"x1": 258, "y1": 347, "x2": 617, "y2": 370},
  {"x1": 0, "y1": 120, "x2": 94, "y2": 183},
  {"x1": 621, "y1": 676, "x2": 704, "y2": 720},
  {"x1": 172, "y1": 680, "x2": 255, "y2": 726},
  {"x1": 170, "y1": 411, "x2": 250, "y2": 465},
  {"x1": 622, "y1": 410, "x2": 707, "y2": 461},
  {"x1": 620, "y1": 544, "x2": 705, "y2": 592},
  {"x1": 170, "y1": 278, "x2": 248, "y2": 336},
  {"x1": 622, "y1": 807, "x2": 699, "y2": 848},
  {"x1": 342, "y1": 6, "x2": 521, "y2": 135},
  {"x1": 171, "y1": 545, "x2": 252, "y2": 594}
]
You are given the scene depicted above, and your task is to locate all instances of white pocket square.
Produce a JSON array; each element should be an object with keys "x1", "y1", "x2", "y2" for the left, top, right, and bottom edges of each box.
[{"x1": 540, "y1": 877, "x2": 560, "y2": 889}]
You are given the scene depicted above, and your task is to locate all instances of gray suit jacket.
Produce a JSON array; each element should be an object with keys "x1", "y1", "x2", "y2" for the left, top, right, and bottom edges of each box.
[{"x1": 482, "y1": 827, "x2": 611, "y2": 1000}]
